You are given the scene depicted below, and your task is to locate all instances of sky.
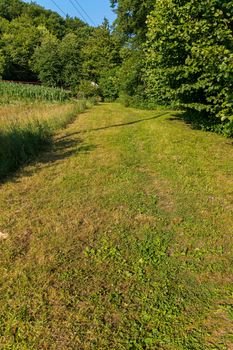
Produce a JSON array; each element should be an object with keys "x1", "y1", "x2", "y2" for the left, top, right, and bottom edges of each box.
[{"x1": 23, "y1": 0, "x2": 116, "y2": 26}]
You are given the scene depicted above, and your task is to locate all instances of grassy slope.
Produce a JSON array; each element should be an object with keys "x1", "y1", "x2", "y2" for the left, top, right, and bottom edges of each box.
[{"x1": 0, "y1": 103, "x2": 232, "y2": 349}]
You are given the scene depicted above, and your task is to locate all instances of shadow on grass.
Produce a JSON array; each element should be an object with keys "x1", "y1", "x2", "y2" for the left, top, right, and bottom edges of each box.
[
  {"x1": 57, "y1": 112, "x2": 168, "y2": 142},
  {"x1": 0, "y1": 134, "x2": 97, "y2": 184},
  {"x1": 168, "y1": 111, "x2": 233, "y2": 140}
]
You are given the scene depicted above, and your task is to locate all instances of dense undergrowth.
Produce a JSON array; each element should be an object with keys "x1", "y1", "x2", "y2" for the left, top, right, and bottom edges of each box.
[{"x1": 180, "y1": 111, "x2": 233, "y2": 138}]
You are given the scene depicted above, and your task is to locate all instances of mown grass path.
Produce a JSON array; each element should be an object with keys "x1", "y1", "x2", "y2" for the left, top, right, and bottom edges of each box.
[{"x1": 0, "y1": 103, "x2": 232, "y2": 349}]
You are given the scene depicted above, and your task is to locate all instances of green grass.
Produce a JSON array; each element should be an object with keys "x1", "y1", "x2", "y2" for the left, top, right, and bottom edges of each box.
[
  {"x1": 0, "y1": 103, "x2": 232, "y2": 349},
  {"x1": 0, "y1": 99, "x2": 93, "y2": 179}
]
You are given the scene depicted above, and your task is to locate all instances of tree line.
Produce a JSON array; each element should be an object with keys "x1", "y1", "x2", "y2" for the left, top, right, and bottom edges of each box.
[
  {"x1": 0, "y1": 0, "x2": 232, "y2": 134},
  {"x1": 112, "y1": 0, "x2": 232, "y2": 129},
  {"x1": 0, "y1": 0, "x2": 121, "y2": 101}
]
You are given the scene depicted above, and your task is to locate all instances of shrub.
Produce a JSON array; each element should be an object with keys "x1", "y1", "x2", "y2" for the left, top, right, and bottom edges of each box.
[
  {"x1": 99, "y1": 69, "x2": 119, "y2": 101},
  {"x1": 77, "y1": 80, "x2": 100, "y2": 99}
]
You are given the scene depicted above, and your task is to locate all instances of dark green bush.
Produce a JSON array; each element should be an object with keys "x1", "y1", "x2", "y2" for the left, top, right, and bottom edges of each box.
[
  {"x1": 77, "y1": 80, "x2": 100, "y2": 99},
  {"x1": 99, "y1": 69, "x2": 119, "y2": 101},
  {"x1": 180, "y1": 110, "x2": 233, "y2": 138}
]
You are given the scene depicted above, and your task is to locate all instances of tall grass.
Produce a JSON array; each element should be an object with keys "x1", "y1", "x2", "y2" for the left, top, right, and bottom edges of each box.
[
  {"x1": 0, "y1": 81, "x2": 71, "y2": 103},
  {"x1": 0, "y1": 100, "x2": 93, "y2": 180}
]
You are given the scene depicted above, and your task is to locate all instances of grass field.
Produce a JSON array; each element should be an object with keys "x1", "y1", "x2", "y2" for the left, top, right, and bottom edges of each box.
[{"x1": 0, "y1": 103, "x2": 232, "y2": 349}]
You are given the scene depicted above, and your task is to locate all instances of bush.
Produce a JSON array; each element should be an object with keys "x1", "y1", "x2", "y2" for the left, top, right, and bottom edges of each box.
[
  {"x1": 180, "y1": 110, "x2": 233, "y2": 138},
  {"x1": 77, "y1": 80, "x2": 100, "y2": 99},
  {"x1": 99, "y1": 69, "x2": 119, "y2": 101}
]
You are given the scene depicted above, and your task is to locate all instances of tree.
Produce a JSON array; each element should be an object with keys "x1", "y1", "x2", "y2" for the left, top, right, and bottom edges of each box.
[
  {"x1": 82, "y1": 19, "x2": 121, "y2": 83},
  {"x1": 59, "y1": 33, "x2": 83, "y2": 89},
  {"x1": 144, "y1": 0, "x2": 233, "y2": 119},
  {"x1": 31, "y1": 33, "x2": 61, "y2": 86},
  {"x1": 117, "y1": 47, "x2": 144, "y2": 101},
  {"x1": 0, "y1": 0, "x2": 24, "y2": 21},
  {"x1": 1, "y1": 15, "x2": 40, "y2": 80},
  {"x1": 0, "y1": 49, "x2": 5, "y2": 77},
  {"x1": 110, "y1": 0, "x2": 154, "y2": 43}
]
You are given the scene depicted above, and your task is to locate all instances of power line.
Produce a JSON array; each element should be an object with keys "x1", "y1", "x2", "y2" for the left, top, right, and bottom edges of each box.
[
  {"x1": 51, "y1": 0, "x2": 67, "y2": 17},
  {"x1": 73, "y1": 0, "x2": 96, "y2": 26},
  {"x1": 67, "y1": 0, "x2": 88, "y2": 24},
  {"x1": 51, "y1": 0, "x2": 96, "y2": 27}
]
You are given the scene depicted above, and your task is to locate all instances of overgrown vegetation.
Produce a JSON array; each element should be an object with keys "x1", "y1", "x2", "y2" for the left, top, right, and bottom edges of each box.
[
  {"x1": 144, "y1": 0, "x2": 233, "y2": 123},
  {"x1": 0, "y1": 99, "x2": 93, "y2": 179}
]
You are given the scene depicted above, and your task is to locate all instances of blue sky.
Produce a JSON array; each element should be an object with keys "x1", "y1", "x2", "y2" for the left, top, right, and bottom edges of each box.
[{"x1": 23, "y1": 0, "x2": 116, "y2": 26}]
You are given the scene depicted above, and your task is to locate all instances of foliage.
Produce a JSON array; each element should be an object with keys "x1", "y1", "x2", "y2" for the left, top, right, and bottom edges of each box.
[
  {"x1": 117, "y1": 48, "x2": 145, "y2": 105},
  {"x1": 180, "y1": 110, "x2": 233, "y2": 138},
  {"x1": 31, "y1": 31, "x2": 84, "y2": 88},
  {"x1": 59, "y1": 33, "x2": 83, "y2": 89},
  {"x1": 1, "y1": 15, "x2": 41, "y2": 80},
  {"x1": 81, "y1": 19, "x2": 121, "y2": 83},
  {"x1": 110, "y1": 0, "x2": 154, "y2": 43},
  {"x1": 0, "y1": 49, "x2": 5, "y2": 77},
  {"x1": 0, "y1": 0, "x2": 89, "y2": 84},
  {"x1": 110, "y1": 0, "x2": 154, "y2": 104},
  {"x1": 144, "y1": 0, "x2": 233, "y2": 121},
  {"x1": 30, "y1": 33, "x2": 61, "y2": 87},
  {"x1": 99, "y1": 68, "x2": 119, "y2": 101},
  {"x1": 77, "y1": 80, "x2": 100, "y2": 99}
]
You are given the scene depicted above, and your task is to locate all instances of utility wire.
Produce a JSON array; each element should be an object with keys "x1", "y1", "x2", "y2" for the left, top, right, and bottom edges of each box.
[
  {"x1": 51, "y1": 0, "x2": 67, "y2": 17},
  {"x1": 51, "y1": 0, "x2": 96, "y2": 27},
  {"x1": 73, "y1": 0, "x2": 96, "y2": 26},
  {"x1": 68, "y1": 0, "x2": 88, "y2": 24}
]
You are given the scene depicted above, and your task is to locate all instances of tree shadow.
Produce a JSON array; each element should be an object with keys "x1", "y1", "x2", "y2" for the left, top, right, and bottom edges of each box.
[
  {"x1": 167, "y1": 111, "x2": 233, "y2": 143},
  {"x1": 57, "y1": 112, "x2": 168, "y2": 142},
  {"x1": 0, "y1": 135, "x2": 97, "y2": 184}
]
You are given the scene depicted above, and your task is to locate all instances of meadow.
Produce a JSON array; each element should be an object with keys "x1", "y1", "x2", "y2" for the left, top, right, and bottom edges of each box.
[
  {"x1": 0, "y1": 103, "x2": 232, "y2": 349},
  {"x1": 0, "y1": 82, "x2": 92, "y2": 179}
]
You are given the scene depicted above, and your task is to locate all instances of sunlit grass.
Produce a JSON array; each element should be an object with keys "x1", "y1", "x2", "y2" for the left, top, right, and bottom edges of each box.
[
  {"x1": 0, "y1": 100, "x2": 93, "y2": 179},
  {"x1": 0, "y1": 103, "x2": 232, "y2": 349}
]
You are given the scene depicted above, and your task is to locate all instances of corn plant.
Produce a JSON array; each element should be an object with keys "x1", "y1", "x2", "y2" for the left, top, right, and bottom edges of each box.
[{"x1": 0, "y1": 81, "x2": 72, "y2": 103}]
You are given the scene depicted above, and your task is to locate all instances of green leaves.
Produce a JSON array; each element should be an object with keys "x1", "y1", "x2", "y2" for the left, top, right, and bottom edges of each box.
[{"x1": 144, "y1": 0, "x2": 233, "y2": 121}]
